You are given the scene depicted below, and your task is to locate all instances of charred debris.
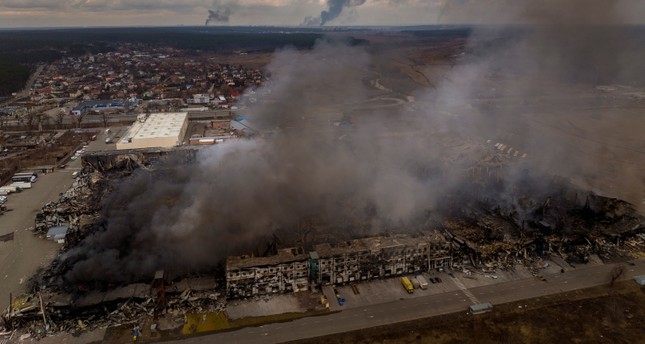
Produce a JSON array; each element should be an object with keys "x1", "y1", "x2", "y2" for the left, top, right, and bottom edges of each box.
[{"x1": 2, "y1": 145, "x2": 644, "y2": 337}]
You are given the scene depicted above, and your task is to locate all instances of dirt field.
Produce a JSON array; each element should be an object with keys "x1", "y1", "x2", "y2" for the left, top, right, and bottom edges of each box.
[{"x1": 287, "y1": 281, "x2": 645, "y2": 344}]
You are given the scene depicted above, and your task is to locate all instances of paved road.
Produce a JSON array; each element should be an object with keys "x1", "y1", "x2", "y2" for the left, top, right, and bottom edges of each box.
[{"x1": 168, "y1": 259, "x2": 645, "y2": 344}]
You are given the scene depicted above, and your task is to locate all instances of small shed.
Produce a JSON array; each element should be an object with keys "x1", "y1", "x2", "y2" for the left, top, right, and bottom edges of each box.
[
  {"x1": 469, "y1": 303, "x2": 493, "y2": 314},
  {"x1": 46, "y1": 225, "x2": 69, "y2": 243},
  {"x1": 634, "y1": 275, "x2": 645, "y2": 286}
]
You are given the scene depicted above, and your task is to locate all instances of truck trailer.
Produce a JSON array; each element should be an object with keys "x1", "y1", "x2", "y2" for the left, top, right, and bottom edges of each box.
[
  {"x1": 12, "y1": 172, "x2": 37, "y2": 183},
  {"x1": 416, "y1": 275, "x2": 429, "y2": 289}
]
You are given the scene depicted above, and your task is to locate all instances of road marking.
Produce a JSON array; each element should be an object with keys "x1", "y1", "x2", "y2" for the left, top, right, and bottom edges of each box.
[{"x1": 451, "y1": 277, "x2": 480, "y2": 304}]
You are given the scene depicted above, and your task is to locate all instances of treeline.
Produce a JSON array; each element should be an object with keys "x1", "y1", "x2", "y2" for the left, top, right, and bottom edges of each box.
[
  {"x1": 0, "y1": 31, "x2": 115, "y2": 96},
  {"x1": 0, "y1": 57, "x2": 30, "y2": 96},
  {"x1": 0, "y1": 27, "x2": 328, "y2": 54}
]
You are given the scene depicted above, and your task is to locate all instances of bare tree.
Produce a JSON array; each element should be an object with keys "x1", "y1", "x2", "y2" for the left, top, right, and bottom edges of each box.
[
  {"x1": 56, "y1": 110, "x2": 65, "y2": 129},
  {"x1": 75, "y1": 111, "x2": 85, "y2": 129},
  {"x1": 35, "y1": 113, "x2": 46, "y2": 132},
  {"x1": 25, "y1": 111, "x2": 35, "y2": 130},
  {"x1": 101, "y1": 111, "x2": 109, "y2": 128},
  {"x1": 42, "y1": 114, "x2": 52, "y2": 129}
]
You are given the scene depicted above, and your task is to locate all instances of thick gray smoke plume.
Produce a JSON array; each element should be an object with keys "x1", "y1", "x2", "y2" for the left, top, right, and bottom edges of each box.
[
  {"x1": 303, "y1": 0, "x2": 367, "y2": 26},
  {"x1": 62, "y1": 39, "x2": 451, "y2": 284},
  {"x1": 205, "y1": 8, "x2": 231, "y2": 25},
  {"x1": 60, "y1": 1, "x2": 645, "y2": 284},
  {"x1": 433, "y1": 0, "x2": 645, "y2": 198}
]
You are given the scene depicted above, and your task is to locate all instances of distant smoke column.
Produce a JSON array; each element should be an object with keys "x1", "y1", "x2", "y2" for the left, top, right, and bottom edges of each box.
[
  {"x1": 320, "y1": 0, "x2": 367, "y2": 26},
  {"x1": 302, "y1": 16, "x2": 321, "y2": 26},
  {"x1": 205, "y1": 8, "x2": 231, "y2": 25}
]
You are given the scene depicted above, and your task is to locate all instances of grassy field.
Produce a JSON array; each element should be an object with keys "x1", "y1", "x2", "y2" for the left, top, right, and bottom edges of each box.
[{"x1": 287, "y1": 281, "x2": 645, "y2": 344}]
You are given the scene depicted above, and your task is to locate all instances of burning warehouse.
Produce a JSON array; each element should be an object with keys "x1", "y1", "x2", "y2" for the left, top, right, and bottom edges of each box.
[
  {"x1": 311, "y1": 232, "x2": 452, "y2": 286},
  {"x1": 6, "y1": 11, "x2": 645, "y2": 338},
  {"x1": 226, "y1": 247, "x2": 310, "y2": 298},
  {"x1": 225, "y1": 232, "x2": 452, "y2": 299}
]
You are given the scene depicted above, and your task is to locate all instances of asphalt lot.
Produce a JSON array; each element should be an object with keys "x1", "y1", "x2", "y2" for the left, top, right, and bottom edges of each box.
[
  {"x1": 0, "y1": 166, "x2": 76, "y2": 311},
  {"x1": 168, "y1": 259, "x2": 645, "y2": 344},
  {"x1": 0, "y1": 132, "x2": 110, "y2": 311}
]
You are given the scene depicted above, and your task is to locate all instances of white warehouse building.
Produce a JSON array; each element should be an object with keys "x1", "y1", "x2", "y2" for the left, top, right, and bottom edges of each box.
[{"x1": 116, "y1": 112, "x2": 188, "y2": 150}]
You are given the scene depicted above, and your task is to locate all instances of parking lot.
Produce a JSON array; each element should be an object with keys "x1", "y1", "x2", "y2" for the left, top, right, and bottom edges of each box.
[
  {"x1": 323, "y1": 271, "x2": 458, "y2": 311},
  {"x1": 0, "y1": 131, "x2": 111, "y2": 311},
  {"x1": 321, "y1": 259, "x2": 584, "y2": 312}
]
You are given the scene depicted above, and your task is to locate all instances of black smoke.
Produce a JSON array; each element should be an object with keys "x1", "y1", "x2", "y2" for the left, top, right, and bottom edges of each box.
[
  {"x1": 205, "y1": 8, "x2": 231, "y2": 25},
  {"x1": 303, "y1": 0, "x2": 367, "y2": 26}
]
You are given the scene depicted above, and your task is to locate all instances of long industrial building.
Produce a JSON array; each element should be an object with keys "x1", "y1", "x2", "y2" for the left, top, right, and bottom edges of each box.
[
  {"x1": 226, "y1": 232, "x2": 453, "y2": 298},
  {"x1": 226, "y1": 248, "x2": 310, "y2": 298},
  {"x1": 116, "y1": 112, "x2": 188, "y2": 150}
]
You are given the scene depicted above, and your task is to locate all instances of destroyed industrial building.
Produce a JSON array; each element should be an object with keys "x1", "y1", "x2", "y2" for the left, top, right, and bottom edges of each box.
[
  {"x1": 226, "y1": 233, "x2": 452, "y2": 298},
  {"x1": 2, "y1": 136, "x2": 643, "y2": 338},
  {"x1": 4, "y1": 6, "x2": 645, "y2": 339}
]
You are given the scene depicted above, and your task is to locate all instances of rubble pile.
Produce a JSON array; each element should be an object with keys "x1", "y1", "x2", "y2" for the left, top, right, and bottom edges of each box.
[
  {"x1": 33, "y1": 171, "x2": 108, "y2": 246},
  {"x1": 81, "y1": 147, "x2": 197, "y2": 174},
  {"x1": 1, "y1": 277, "x2": 226, "y2": 338},
  {"x1": 2, "y1": 145, "x2": 644, "y2": 338},
  {"x1": 443, "y1": 172, "x2": 645, "y2": 270},
  {"x1": 31, "y1": 148, "x2": 193, "y2": 246}
]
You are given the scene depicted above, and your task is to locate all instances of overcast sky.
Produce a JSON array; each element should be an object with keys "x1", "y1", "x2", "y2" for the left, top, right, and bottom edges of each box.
[
  {"x1": 0, "y1": 0, "x2": 643, "y2": 28},
  {"x1": 0, "y1": 0, "x2": 443, "y2": 28}
]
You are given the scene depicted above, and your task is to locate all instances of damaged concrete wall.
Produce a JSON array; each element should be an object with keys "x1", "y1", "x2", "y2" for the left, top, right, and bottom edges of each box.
[
  {"x1": 81, "y1": 147, "x2": 198, "y2": 173},
  {"x1": 313, "y1": 233, "x2": 452, "y2": 286},
  {"x1": 226, "y1": 248, "x2": 310, "y2": 299},
  {"x1": 225, "y1": 232, "x2": 453, "y2": 298}
]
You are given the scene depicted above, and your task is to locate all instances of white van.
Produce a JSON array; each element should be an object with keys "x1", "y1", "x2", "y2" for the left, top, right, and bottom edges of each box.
[{"x1": 416, "y1": 275, "x2": 429, "y2": 290}]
